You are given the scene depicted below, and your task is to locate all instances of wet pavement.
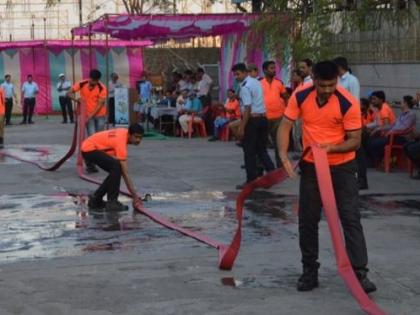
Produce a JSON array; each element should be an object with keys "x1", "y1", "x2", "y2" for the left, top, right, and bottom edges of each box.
[
  {"x1": 1, "y1": 191, "x2": 419, "y2": 267},
  {"x1": 0, "y1": 117, "x2": 419, "y2": 315}
]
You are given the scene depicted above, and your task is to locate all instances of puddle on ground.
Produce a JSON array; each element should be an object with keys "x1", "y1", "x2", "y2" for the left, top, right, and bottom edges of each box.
[
  {"x1": 0, "y1": 145, "x2": 71, "y2": 165},
  {"x1": 0, "y1": 192, "x2": 418, "y2": 263}
]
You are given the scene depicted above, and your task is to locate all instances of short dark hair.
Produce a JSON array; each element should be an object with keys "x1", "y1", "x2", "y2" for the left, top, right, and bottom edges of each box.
[
  {"x1": 89, "y1": 69, "x2": 102, "y2": 80},
  {"x1": 227, "y1": 88, "x2": 235, "y2": 94},
  {"x1": 360, "y1": 98, "x2": 370, "y2": 108},
  {"x1": 300, "y1": 58, "x2": 313, "y2": 67},
  {"x1": 231, "y1": 63, "x2": 247, "y2": 73},
  {"x1": 5, "y1": 74, "x2": 10, "y2": 79},
  {"x1": 313, "y1": 61, "x2": 339, "y2": 80},
  {"x1": 262, "y1": 60, "x2": 275, "y2": 70},
  {"x1": 333, "y1": 56, "x2": 349, "y2": 71},
  {"x1": 197, "y1": 67, "x2": 205, "y2": 74},
  {"x1": 27, "y1": 74, "x2": 33, "y2": 79},
  {"x1": 403, "y1": 95, "x2": 414, "y2": 108},
  {"x1": 128, "y1": 123, "x2": 144, "y2": 135},
  {"x1": 371, "y1": 90, "x2": 386, "y2": 101}
]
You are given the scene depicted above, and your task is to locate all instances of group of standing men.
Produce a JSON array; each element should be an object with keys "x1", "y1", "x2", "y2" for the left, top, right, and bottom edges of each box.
[{"x1": 232, "y1": 58, "x2": 376, "y2": 294}]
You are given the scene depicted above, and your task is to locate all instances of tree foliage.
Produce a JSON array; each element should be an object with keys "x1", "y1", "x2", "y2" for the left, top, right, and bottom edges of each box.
[{"x1": 249, "y1": 0, "x2": 419, "y2": 62}]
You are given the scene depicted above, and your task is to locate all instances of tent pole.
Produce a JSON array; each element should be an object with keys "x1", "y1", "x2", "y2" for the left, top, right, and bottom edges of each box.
[
  {"x1": 89, "y1": 24, "x2": 92, "y2": 70},
  {"x1": 105, "y1": 14, "x2": 110, "y2": 129}
]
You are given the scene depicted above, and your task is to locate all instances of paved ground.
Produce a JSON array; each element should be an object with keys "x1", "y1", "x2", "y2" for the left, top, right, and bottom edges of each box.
[{"x1": 0, "y1": 116, "x2": 419, "y2": 315}]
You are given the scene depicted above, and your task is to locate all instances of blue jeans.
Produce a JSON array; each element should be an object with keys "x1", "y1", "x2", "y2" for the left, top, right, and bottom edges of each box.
[
  {"x1": 213, "y1": 117, "x2": 229, "y2": 138},
  {"x1": 86, "y1": 116, "x2": 106, "y2": 137}
]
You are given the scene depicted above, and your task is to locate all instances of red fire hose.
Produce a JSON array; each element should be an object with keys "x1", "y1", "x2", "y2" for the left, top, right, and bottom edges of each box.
[{"x1": 0, "y1": 103, "x2": 386, "y2": 315}]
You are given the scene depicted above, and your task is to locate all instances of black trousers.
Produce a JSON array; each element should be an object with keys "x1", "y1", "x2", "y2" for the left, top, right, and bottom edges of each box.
[
  {"x1": 5, "y1": 98, "x2": 13, "y2": 124},
  {"x1": 82, "y1": 151, "x2": 121, "y2": 201},
  {"x1": 199, "y1": 94, "x2": 213, "y2": 134},
  {"x1": 243, "y1": 116, "x2": 275, "y2": 182},
  {"x1": 299, "y1": 160, "x2": 368, "y2": 270},
  {"x1": 404, "y1": 140, "x2": 420, "y2": 168},
  {"x1": 108, "y1": 97, "x2": 115, "y2": 125},
  {"x1": 22, "y1": 98, "x2": 36, "y2": 123},
  {"x1": 59, "y1": 96, "x2": 74, "y2": 123}
]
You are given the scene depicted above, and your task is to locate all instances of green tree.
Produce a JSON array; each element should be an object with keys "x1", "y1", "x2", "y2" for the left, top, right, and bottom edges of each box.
[{"x1": 247, "y1": 0, "x2": 418, "y2": 63}]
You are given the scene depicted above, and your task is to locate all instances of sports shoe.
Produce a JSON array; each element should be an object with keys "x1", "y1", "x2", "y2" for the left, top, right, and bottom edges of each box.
[
  {"x1": 87, "y1": 195, "x2": 106, "y2": 209},
  {"x1": 355, "y1": 269, "x2": 377, "y2": 294},
  {"x1": 105, "y1": 200, "x2": 129, "y2": 212},
  {"x1": 86, "y1": 165, "x2": 99, "y2": 173},
  {"x1": 297, "y1": 263, "x2": 320, "y2": 291},
  {"x1": 208, "y1": 137, "x2": 218, "y2": 142}
]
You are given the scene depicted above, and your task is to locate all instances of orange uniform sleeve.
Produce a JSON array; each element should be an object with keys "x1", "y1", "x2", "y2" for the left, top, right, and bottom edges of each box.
[
  {"x1": 99, "y1": 85, "x2": 107, "y2": 100},
  {"x1": 283, "y1": 94, "x2": 300, "y2": 121},
  {"x1": 72, "y1": 82, "x2": 81, "y2": 92},
  {"x1": 114, "y1": 141, "x2": 127, "y2": 160},
  {"x1": 344, "y1": 103, "x2": 362, "y2": 131}
]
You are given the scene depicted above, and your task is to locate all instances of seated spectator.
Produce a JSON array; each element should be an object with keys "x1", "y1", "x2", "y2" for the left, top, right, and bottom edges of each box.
[
  {"x1": 357, "y1": 98, "x2": 374, "y2": 189},
  {"x1": 366, "y1": 90, "x2": 396, "y2": 132},
  {"x1": 208, "y1": 89, "x2": 241, "y2": 141},
  {"x1": 176, "y1": 89, "x2": 189, "y2": 113},
  {"x1": 404, "y1": 133, "x2": 420, "y2": 179},
  {"x1": 367, "y1": 95, "x2": 417, "y2": 166},
  {"x1": 178, "y1": 70, "x2": 194, "y2": 92},
  {"x1": 158, "y1": 90, "x2": 175, "y2": 107},
  {"x1": 178, "y1": 92, "x2": 203, "y2": 134}
]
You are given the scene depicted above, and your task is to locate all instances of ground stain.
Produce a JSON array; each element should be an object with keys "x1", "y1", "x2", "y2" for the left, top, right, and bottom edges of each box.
[{"x1": 0, "y1": 192, "x2": 418, "y2": 263}]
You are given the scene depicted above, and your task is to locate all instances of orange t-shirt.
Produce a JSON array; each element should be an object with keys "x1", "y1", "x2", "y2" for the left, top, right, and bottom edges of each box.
[
  {"x1": 81, "y1": 128, "x2": 128, "y2": 160},
  {"x1": 224, "y1": 98, "x2": 240, "y2": 120},
  {"x1": 72, "y1": 80, "x2": 107, "y2": 117},
  {"x1": 0, "y1": 88, "x2": 5, "y2": 115},
  {"x1": 260, "y1": 77, "x2": 287, "y2": 120},
  {"x1": 375, "y1": 102, "x2": 396, "y2": 126},
  {"x1": 362, "y1": 109, "x2": 374, "y2": 126},
  {"x1": 284, "y1": 84, "x2": 361, "y2": 165}
]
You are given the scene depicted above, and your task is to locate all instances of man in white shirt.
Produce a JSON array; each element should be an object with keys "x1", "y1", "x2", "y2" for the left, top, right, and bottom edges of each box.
[
  {"x1": 1, "y1": 74, "x2": 17, "y2": 125},
  {"x1": 334, "y1": 57, "x2": 360, "y2": 100},
  {"x1": 108, "y1": 72, "x2": 123, "y2": 126},
  {"x1": 298, "y1": 58, "x2": 313, "y2": 84},
  {"x1": 20, "y1": 74, "x2": 39, "y2": 124},
  {"x1": 57, "y1": 74, "x2": 73, "y2": 123},
  {"x1": 196, "y1": 67, "x2": 213, "y2": 133}
]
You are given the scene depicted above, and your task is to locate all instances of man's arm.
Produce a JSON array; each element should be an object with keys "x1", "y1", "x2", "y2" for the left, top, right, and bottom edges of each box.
[
  {"x1": 319, "y1": 129, "x2": 361, "y2": 153},
  {"x1": 120, "y1": 160, "x2": 141, "y2": 204},
  {"x1": 237, "y1": 106, "x2": 250, "y2": 140},
  {"x1": 277, "y1": 117, "x2": 296, "y2": 177},
  {"x1": 88, "y1": 98, "x2": 106, "y2": 120}
]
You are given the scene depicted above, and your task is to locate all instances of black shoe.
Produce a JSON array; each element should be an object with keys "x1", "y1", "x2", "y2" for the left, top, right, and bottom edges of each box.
[
  {"x1": 20, "y1": 121, "x2": 27, "y2": 125},
  {"x1": 86, "y1": 165, "x2": 99, "y2": 174},
  {"x1": 87, "y1": 195, "x2": 106, "y2": 209},
  {"x1": 0, "y1": 137, "x2": 3, "y2": 149},
  {"x1": 358, "y1": 180, "x2": 369, "y2": 190},
  {"x1": 61, "y1": 121, "x2": 67, "y2": 124},
  {"x1": 411, "y1": 172, "x2": 420, "y2": 180},
  {"x1": 297, "y1": 263, "x2": 320, "y2": 292},
  {"x1": 240, "y1": 164, "x2": 245, "y2": 169},
  {"x1": 355, "y1": 269, "x2": 377, "y2": 294},
  {"x1": 235, "y1": 142, "x2": 243, "y2": 148},
  {"x1": 28, "y1": 121, "x2": 34, "y2": 124},
  {"x1": 208, "y1": 137, "x2": 218, "y2": 142},
  {"x1": 105, "y1": 200, "x2": 129, "y2": 212}
]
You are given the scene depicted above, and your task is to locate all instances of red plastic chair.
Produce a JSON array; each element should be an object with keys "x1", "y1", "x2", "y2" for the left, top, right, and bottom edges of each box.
[
  {"x1": 383, "y1": 127, "x2": 415, "y2": 173},
  {"x1": 219, "y1": 124, "x2": 230, "y2": 141},
  {"x1": 180, "y1": 107, "x2": 209, "y2": 139}
]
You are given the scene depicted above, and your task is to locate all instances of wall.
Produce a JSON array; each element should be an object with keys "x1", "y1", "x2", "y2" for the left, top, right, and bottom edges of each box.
[{"x1": 352, "y1": 63, "x2": 420, "y2": 102}]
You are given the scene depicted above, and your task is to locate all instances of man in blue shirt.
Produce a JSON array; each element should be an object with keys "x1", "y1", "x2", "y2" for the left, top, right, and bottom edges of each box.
[
  {"x1": 178, "y1": 92, "x2": 203, "y2": 134},
  {"x1": 334, "y1": 57, "x2": 360, "y2": 100},
  {"x1": 138, "y1": 73, "x2": 152, "y2": 103},
  {"x1": 20, "y1": 74, "x2": 39, "y2": 124},
  {"x1": 1, "y1": 74, "x2": 16, "y2": 125},
  {"x1": 232, "y1": 63, "x2": 274, "y2": 189}
]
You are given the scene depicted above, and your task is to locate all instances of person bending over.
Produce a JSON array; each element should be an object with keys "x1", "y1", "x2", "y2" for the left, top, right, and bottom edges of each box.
[{"x1": 81, "y1": 124, "x2": 144, "y2": 212}]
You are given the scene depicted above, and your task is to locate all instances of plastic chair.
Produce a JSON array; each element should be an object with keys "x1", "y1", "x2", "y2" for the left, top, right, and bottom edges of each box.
[
  {"x1": 383, "y1": 127, "x2": 414, "y2": 173},
  {"x1": 219, "y1": 124, "x2": 230, "y2": 142},
  {"x1": 180, "y1": 109, "x2": 208, "y2": 139}
]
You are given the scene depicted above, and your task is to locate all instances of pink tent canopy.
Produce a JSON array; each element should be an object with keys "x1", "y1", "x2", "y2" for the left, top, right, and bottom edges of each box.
[
  {"x1": 0, "y1": 40, "x2": 152, "y2": 50},
  {"x1": 72, "y1": 13, "x2": 256, "y2": 40}
]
